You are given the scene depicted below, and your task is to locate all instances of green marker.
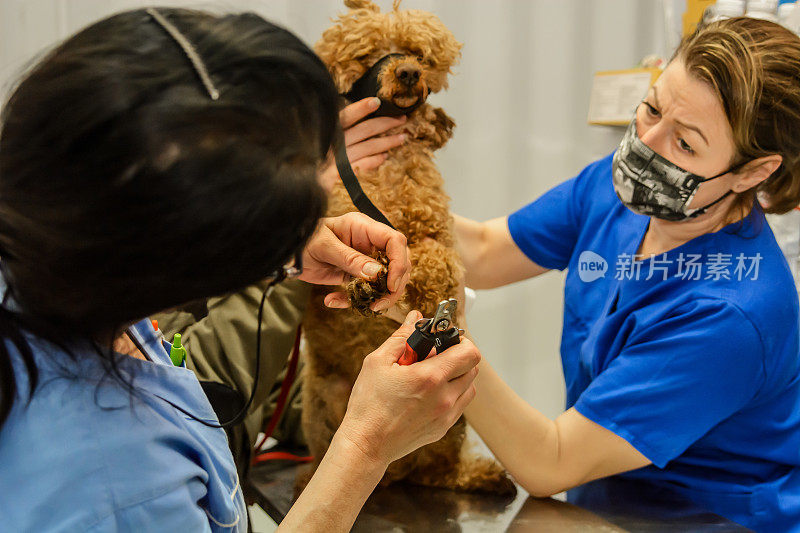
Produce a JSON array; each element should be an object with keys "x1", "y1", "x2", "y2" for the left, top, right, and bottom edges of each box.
[{"x1": 170, "y1": 333, "x2": 186, "y2": 366}]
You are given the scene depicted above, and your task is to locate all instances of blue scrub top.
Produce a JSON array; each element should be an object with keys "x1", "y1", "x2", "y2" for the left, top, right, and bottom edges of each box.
[
  {"x1": 0, "y1": 309, "x2": 246, "y2": 531},
  {"x1": 508, "y1": 153, "x2": 800, "y2": 531}
]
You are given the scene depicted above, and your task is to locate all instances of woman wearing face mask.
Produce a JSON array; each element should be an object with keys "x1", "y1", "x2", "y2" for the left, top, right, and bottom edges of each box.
[
  {"x1": 456, "y1": 18, "x2": 800, "y2": 531},
  {"x1": 0, "y1": 8, "x2": 481, "y2": 532}
]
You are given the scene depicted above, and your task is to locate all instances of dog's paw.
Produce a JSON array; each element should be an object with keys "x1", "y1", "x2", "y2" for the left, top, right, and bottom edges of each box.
[
  {"x1": 489, "y1": 472, "x2": 518, "y2": 497},
  {"x1": 347, "y1": 251, "x2": 390, "y2": 317}
]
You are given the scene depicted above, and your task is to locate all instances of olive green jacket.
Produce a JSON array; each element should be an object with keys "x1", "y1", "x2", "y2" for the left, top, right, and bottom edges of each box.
[{"x1": 154, "y1": 279, "x2": 310, "y2": 469}]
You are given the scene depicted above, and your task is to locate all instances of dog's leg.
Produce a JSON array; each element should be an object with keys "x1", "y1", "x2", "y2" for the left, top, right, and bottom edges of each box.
[
  {"x1": 403, "y1": 237, "x2": 463, "y2": 317},
  {"x1": 416, "y1": 455, "x2": 518, "y2": 496},
  {"x1": 407, "y1": 451, "x2": 518, "y2": 496},
  {"x1": 404, "y1": 419, "x2": 517, "y2": 496}
]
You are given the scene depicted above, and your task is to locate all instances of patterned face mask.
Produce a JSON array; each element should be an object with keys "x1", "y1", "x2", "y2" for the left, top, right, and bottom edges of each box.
[{"x1": 612, "y1": 117, "x2": 744, "y2": 221}]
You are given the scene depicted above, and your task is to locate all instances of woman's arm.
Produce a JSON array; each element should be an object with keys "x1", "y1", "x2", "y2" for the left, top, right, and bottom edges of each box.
[
  {"x1": 279, "y1": 431, "x2": 385, "y2": 530},
  {"x1": 453, "y1": 214, "x2": 548, "y2": 289},
  {"x1": 464, "y1": 353, "x2": 650, "y2": 497},
  {"x1": 279, "y1": 312, "x2": 481, "y2": 531}
]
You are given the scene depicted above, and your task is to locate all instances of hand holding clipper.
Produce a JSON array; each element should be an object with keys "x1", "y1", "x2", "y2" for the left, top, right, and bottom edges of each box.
[{"x1": 399, "y1": 299, "x2": 463, "y2": 365}]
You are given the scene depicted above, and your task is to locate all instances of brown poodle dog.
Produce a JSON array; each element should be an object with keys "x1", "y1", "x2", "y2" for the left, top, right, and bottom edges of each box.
[{"x1": 299, "y1": 0, "x2": 516, "y2": 496}]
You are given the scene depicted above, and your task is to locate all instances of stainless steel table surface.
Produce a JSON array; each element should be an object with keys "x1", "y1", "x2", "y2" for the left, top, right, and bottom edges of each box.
[{"x1": 246, "y1": 455, "x2": 751, "y2": 532}]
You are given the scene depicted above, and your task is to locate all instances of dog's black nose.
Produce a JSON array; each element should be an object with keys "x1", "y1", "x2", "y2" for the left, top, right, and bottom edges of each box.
[{"x1": 395, "y1": 63, "x2": 421, "y2": 87}]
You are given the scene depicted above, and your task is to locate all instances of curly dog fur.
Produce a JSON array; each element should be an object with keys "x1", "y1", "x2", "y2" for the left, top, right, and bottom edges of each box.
[{"x1": 300, "y1": 0, "x2": 515, "y2": 496}]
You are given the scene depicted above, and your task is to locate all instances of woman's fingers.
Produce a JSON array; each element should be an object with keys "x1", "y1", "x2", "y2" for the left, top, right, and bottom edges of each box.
[
  {"x1": 318, "y1": 229, "x2": 384, "y2": 282},
  {"x1": 339, "y1": 97, "x2": 381, "y2": 129},
  {"x1": 368, "y1": 311, "x2": 424, "y2": 365},
  {"x1": 326, "y1": 213, "x2": 411, "y2": 295},
  {"x1": 347, "y1": 134, "x2": 406, "y2": 163},
  {"x1": 308, "y1": 214, "x2": 412, "y2": 312},
  {"x1": 448, "y1": 382, "x2": 478, "y2": 425},
  {"x1": 447, "y1": 363, "x2": 479, "y2": 391},
  {"x1": 324, "y1": 292, "x2": 350, "y2": 308},
  {"x1": 419, "y1": 338, "x2": 482, "y2": 381},
  {"x1": 351, "y1": 153, "x2": 388, "y2": 174},
  {"x1": 369, "y1": 268, "x2": 410, "y2": 311},
  {"x1": 345, "y1": 115, "x2": 406, "y2": 146}
]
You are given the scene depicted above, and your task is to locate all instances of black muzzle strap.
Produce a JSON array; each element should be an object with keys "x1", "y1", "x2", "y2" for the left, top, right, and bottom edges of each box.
[
  {"x1": 333, "y1": 127, "x2": 395, "y2": 230},
  {"x1": 343, "y1": 53, "x2": 423, "y2": 118}
]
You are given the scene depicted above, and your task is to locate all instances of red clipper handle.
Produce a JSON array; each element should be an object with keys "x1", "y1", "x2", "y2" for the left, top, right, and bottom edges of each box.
[
  {"x1": 399, "y1": 320, "x2": 436, "y2": 366},
  {"x1": 398, "y1": 342, "x2": 418, "y2": 366},
  {"x1": 399, "y1": 300, "x2": 460, "y2": 366}
]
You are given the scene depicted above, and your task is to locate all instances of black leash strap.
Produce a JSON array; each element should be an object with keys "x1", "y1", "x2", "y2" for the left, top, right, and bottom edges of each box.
[{"x1": 333, "y1": 128, "x2": 395, "y2": 230}]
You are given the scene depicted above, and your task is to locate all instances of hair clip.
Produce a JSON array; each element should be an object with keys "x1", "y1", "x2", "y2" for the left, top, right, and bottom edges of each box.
[{"x1": 146, "y1": 8, "x2": 220, "y2": 100}]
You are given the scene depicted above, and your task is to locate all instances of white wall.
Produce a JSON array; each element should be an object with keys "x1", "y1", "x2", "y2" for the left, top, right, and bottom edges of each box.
[{"x1": 0, "y1": 0, "x2": 668, "y2": 419}]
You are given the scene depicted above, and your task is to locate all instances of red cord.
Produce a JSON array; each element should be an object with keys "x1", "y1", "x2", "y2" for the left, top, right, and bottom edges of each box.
[
  {"x1": 252, "y1": 325, "x2": 307, "y2": 464},
  {"x1": 252, "y1": 451, "x2": 313, "y2": 465}
]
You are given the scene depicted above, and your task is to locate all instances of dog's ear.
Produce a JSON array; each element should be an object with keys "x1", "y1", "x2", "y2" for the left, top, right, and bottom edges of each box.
[
  {"x1": 344, "y1": 0, "x2": 380, "y2": 12},
  {"x1": 428, "y1": 106, "x2": 455, "y2": 149}
]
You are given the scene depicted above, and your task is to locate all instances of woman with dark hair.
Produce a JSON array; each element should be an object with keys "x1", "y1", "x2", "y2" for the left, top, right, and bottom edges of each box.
[{"x1": 0, "y1": 8, "x2": 480, "y2": 532}]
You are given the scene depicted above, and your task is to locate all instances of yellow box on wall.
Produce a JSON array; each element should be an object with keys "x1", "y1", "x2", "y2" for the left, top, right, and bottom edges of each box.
[{"x1": 683, "y1": 0, "x2": 716, "y2": 36}]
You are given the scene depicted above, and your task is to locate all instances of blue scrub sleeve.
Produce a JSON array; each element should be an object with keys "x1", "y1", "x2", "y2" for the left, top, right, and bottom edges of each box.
[
  {"x1": 574, "y1": 298, "x2": 765, "y2": 468},
  {"x1": 506, "y1": 156, "x2": 607, "y2": 270},
  {"x1": 507, "y1": 177, "x2": 581, "y2": 271}
]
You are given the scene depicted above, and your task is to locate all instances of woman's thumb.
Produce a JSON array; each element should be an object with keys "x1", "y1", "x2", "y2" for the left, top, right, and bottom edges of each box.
[
  {"x1": 373, "y1": 310, "x2": 423, "y2": 362},
  {"x1": 325, "y1": 235, "x2": 384, "y2": 281}
]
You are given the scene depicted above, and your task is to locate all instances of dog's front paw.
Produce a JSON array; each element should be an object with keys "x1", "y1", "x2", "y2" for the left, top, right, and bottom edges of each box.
[{"x1": 347, "y1": 251, "x2": 390, "y2": 317}]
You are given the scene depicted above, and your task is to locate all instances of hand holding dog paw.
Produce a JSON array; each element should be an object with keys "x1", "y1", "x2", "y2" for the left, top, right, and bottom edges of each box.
[
  {"x1": 300, "y1": 212, "x2": 411, "y2": 313},
  {"x1": 337, "y1": 310, "x2": 481, "y2": 466}
]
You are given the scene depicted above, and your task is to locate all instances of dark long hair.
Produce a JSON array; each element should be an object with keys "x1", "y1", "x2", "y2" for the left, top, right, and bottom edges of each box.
[{"x1": 0, "y1": 8, "x2": 337, "y2": 428}]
